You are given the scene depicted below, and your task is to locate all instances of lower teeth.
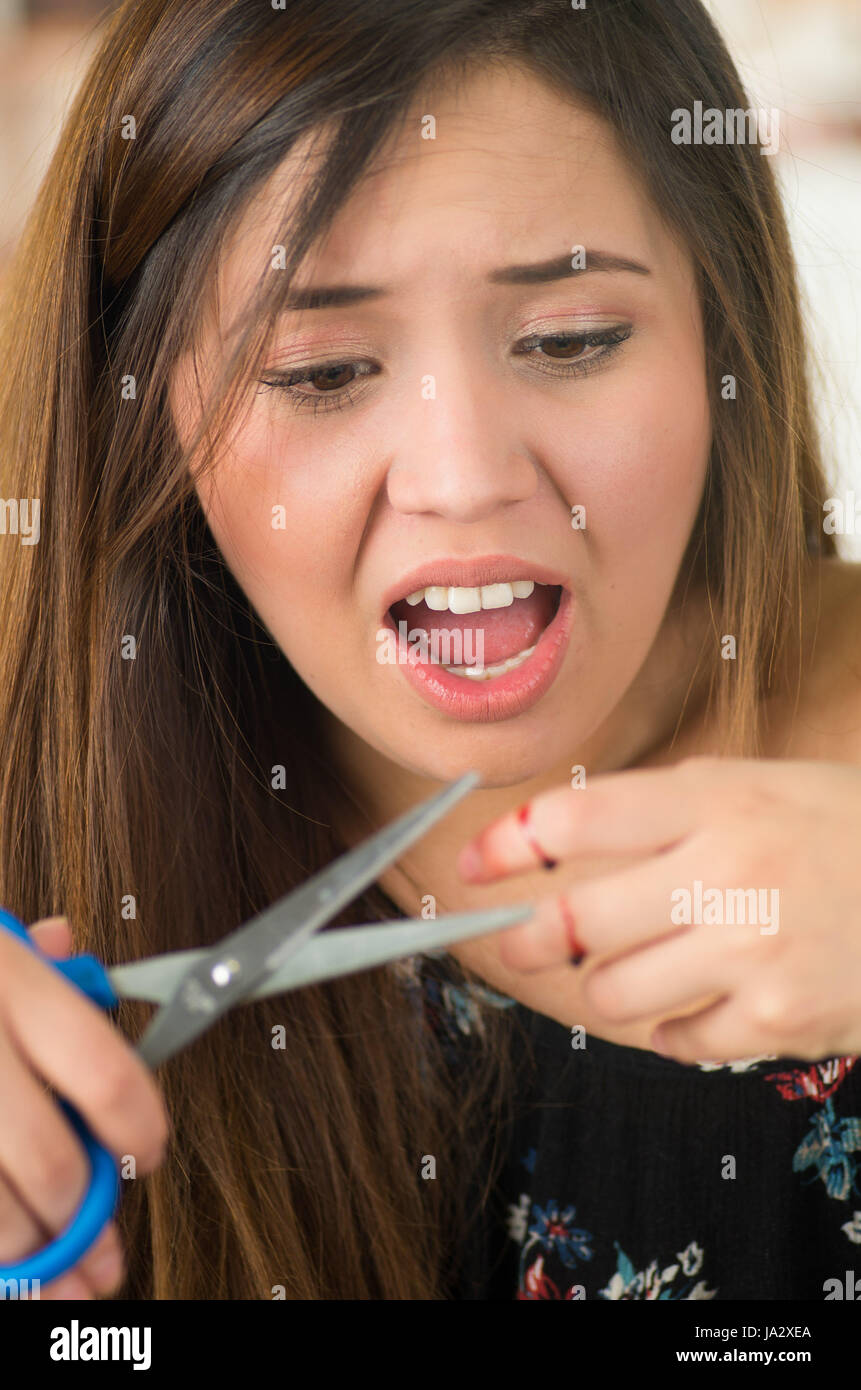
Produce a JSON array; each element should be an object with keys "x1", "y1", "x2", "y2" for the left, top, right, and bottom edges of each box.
[{"x1": 443, "y1": 643, "x2": 536, "y2": 681}]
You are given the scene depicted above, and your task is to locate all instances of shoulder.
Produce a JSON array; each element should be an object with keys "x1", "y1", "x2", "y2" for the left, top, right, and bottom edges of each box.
[
  {"x1": 808, "y1": 553, "x2": 861, "y2": 618},
  {"x1": 766, "y1": 556, "x2": 861, "y2": 762},
  {"x1": 801, "y1": 556, "x2": 861, "y2": 697}
]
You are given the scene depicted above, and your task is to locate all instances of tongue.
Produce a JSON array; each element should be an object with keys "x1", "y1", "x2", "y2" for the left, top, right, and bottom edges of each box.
[{"x1": 390, "y1": 586, "x2": 558, "y2": 666}]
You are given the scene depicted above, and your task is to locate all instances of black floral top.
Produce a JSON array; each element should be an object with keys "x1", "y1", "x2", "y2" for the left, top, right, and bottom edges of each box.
[{"x1": 398, "y1": 952, "x2": 861, "y2": 1301}]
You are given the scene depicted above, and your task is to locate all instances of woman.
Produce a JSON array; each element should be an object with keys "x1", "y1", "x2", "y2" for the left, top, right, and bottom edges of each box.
[{"x1": 0, "y1": 0, "x2": 859, "y2": 1301}]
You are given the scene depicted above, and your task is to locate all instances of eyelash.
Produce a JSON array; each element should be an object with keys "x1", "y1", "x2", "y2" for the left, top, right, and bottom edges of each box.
[{"x1": 256, "y1": 324, "x2": 633, "y2": 416}]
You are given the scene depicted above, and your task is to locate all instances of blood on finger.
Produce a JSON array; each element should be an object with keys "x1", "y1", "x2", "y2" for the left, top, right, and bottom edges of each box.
[
  {"x1": 516, "y1": 802, "x2": 558, "y2": 870},
  {"x1": 557, "y1": 894, "x2": 586, "y2": 965}
]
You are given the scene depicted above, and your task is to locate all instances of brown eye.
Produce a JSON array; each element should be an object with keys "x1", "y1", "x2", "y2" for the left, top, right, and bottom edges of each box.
[
  {"x1": 538, "y1": 335, "x2": 588, "y2": 360},
  {"x1": 514, "y1": 324, "x2": 633, "y2": 379},
  {"x1": 256, "y1": 358, "x2": 377, "y2": 414},
  {"x1": 307, "y1": 363, "x2": 357, "y2": 391}
]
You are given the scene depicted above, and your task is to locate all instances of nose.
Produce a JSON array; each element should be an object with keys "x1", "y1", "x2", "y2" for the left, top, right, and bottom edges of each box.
[{"x1": 385, "y1": 370, "x2": 538, "y2": 524}]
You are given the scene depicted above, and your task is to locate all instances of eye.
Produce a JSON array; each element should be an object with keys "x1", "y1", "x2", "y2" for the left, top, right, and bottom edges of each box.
[
  {"x1": 513, "y1": 324, "x2": 633, "y2": 377},
  {"x1": 256, "y1": 360, "x2": 378, "y2": 414},
  {"x1": 256, "y1": 323, "x2": 633, "y2": 416}
]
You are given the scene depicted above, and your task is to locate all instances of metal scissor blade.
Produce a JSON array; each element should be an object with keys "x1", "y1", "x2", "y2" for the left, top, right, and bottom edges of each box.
[
  {"x1": 245, "y1": 902, "x2": 532, "y2": 995},
  {"x1": 136, "y1": 770, "x2": 481, "y2": 1068},
  {"x1": 110, "y1": 901, "x2": 533, "y2": 1004}
]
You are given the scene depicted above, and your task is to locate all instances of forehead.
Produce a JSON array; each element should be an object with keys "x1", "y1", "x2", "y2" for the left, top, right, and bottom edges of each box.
[{"x1": 216, "y1": 61, "x2": 683, "y2": 316}]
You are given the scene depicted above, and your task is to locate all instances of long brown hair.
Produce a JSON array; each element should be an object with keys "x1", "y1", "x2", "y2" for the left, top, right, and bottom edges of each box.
[{"x1": 0, "y1": 0, "x2": 835, "y2": 1298}]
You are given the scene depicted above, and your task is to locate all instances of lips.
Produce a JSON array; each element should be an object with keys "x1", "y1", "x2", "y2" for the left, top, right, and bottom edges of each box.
[{"x1": 379, "y1": 555, "x2": 572, "y2": 625}]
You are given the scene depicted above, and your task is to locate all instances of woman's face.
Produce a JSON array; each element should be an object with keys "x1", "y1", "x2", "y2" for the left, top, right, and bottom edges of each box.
[{"x1": 171, "y1": 64, "x2": 710, "y2": 789}]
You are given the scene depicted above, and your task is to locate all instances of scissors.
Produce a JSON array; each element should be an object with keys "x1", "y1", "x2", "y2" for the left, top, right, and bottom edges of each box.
[{"x1": 0, "y1": 770, "x2": 532, "y2": 1287}]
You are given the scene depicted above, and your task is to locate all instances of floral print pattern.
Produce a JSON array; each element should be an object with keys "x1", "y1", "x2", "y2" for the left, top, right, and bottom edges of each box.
[
  {"x1": 508, "y1": 1194, "x2": 593, "y2": 1299},
  {"x1": 758, "y1": 1056, "x2": 861, "y2": 1233},
  {"x1": 599, "y1": 1240, "x2": 717, "y2": 1301},
  {"x1": 763, "y1": 1056, "x2": 857, "y2": 1103},
  {"x1": 405, "y1": 952, "x2": 861, "y2": 1294},
  {"x1": 793, "y1": 1097, "x2": 861, "y2": 1202},
  {"x1": 395, "y1": 951, "x2": 515, "y2": 1045},
  {"x1": 506, "y1": 1187, "x2": 718, "y2": 1300}
]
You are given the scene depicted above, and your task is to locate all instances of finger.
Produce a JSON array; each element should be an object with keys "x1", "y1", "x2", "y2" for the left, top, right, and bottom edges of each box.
[
  {"x1": 583, "y1": 922, "x2": 759, "y2": 1024},
  {"x1": 650, "y1": 996, "x2": 770, "y2": 1065},
  {"x1": 31, "y1": 1224, "x2": 125, "y2": 1299},
  {"x1": 494, "y1": 888, "x2": 592, "y2": 971},
  {"x1": 0, "y1": 1167, "x2": 109, "y2": 1299},
  {"x1": 496, "y1": 841, "x2": 703, "y2": 972},
  {"x1": 74, "y1": 1219, "x2": 126, "y2": 1295},
  {"x1": 0, "y1": 929, "x2": 169, "y2": 1173},
  {"x1": 0, "y1": 1028, "x2": 97, "y2": 1237},
  {"x1": 0, "y1": 1164, "x2": 50, "y2": 1266},
  {"x1": 458, "y1": 763, "x2": 706, "y2": 883},
  {"x1": 28, "y1": 916, "x2": 74, "y2": 959},
  {"x1": 653, "y1": 951, "x2": 855, "y2": 1064},
  {"x1": 38, "y1": 1273, "x2": 93, "y2": 1300}
]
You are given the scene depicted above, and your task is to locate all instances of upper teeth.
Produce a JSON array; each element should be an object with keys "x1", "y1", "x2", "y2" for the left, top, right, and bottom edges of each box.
[{"x1": 403, "y1": 580, "x2": 536, "y2": 613}]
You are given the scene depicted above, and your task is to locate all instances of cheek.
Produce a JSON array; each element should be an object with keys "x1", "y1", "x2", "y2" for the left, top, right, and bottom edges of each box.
[
  {"x1": 570, "y1": 356, "x2": 710, "y2": 579},
  {"x1": 192, "y1": 430, "x2": 364, "y2": 664}
]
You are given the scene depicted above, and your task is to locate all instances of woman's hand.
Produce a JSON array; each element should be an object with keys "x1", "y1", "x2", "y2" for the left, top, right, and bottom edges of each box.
[
  {"x1": 0, "y1": 916, "x2": 169, "y2": 1298},
  {"x1": 457, "y1": 757, "x2": 861, "y2": 1063}
]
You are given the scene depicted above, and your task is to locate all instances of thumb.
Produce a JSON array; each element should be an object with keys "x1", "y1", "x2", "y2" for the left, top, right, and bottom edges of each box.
[{"x1": 28, "y1": 915, "x2": 74, "y2": 959}]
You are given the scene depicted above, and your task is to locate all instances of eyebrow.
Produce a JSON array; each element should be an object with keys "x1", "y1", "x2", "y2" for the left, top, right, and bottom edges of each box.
[{"x1": 281, "y1": 250, "x2": 651, "y2": 310}]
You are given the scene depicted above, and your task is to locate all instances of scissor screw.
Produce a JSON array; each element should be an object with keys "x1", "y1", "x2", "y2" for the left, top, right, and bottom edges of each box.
[{"x1": 211, "y1": 957, "x2": 241, "y2": 987}]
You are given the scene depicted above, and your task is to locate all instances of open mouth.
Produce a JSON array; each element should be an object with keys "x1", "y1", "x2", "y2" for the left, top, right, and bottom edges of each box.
[{"x1": 386, "y1": 580, "x2": 564, "y2": 680}]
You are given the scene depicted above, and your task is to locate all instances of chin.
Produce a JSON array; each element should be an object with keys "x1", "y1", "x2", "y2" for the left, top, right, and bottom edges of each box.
[{"x1": 398, "y1": 731, "x2": 566, "y2": 791}]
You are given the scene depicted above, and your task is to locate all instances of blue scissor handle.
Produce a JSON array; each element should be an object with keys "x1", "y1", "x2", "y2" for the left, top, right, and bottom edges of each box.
[{"x1": 0, "y1": 907, "x2": 121, "y2": 1287}]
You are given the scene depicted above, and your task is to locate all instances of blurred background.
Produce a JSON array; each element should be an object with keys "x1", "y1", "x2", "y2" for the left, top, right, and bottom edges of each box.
[{"x1": 0, "y1": 0, "x2": 858, "y2": 549}]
